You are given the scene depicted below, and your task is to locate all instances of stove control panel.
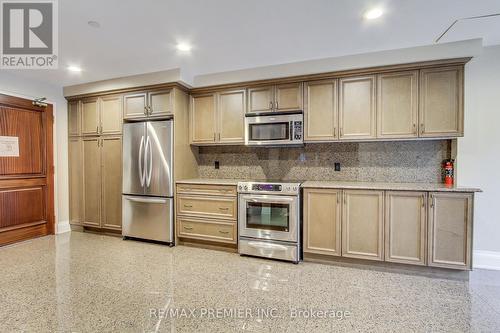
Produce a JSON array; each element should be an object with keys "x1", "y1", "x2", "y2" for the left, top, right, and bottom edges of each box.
[{"x1": 238, "y1": 182, "x2": 300, "y2": 195}]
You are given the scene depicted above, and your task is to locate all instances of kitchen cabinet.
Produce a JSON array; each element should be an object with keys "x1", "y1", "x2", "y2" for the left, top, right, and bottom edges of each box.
[
  {"x1": 178, "y1": 216, "x2": 237, "y2": 244},
  {"x1": 81, "y1": 98, "x2": 100, "y2": 136},
  {"x1": 304, "y1": 80, "x2": 338, "y2": 141},
  {"x1": 385, "y1": 191, "x2": 427, "y2": 265},
  {"x1": 68, "y1": 100, "x2": 81, "y2": 137},
  {"x1": 217, "y1": 89, "x2": 245, "y2": 143},
  {"x1": 190, "y1": 93, "x2": 217, "y2": 144},
  {"x1": 82, "y1": 137, "x2": 101, "y2": 227},
  {"x1": 419, "y1": 66, "x2": 464, "y2": 137},
  {"x1": 428, "y1": 192, "x2": 472, "y2": 269},
  {"x1": 339, "y1": 76, "x2": 376, "y2": 140},
  {"x1": 81, "y1": 96, "x2": 123, "y2": 136},
  {"x1": 247, "y1": 83, "x2": 302, "y2": 113},
  {"x1": 377, "y1": 71, "x2": 418, "y2": 138},
  {"x1": 342, "y1": 189, "x2": 384, "y2": 261},
  {"x1": 123, "y1": 89, "x2": 172, "y2": 120},
  {"x1": 303, "y1": 188, "x2": 341, "y2": 256},
  {"x1": 177, "y1": 195, "x2": 237, "y2": 220},
  {"x1": 68, "y1": 137, "x2": 83, "y2": 225}
]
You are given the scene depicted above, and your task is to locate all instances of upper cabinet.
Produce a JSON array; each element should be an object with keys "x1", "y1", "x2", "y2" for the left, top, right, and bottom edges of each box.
[
  {"x1": 81, "y1": 98, "x2": 100, "y2": 136},
  {"x1": 419, "y1": 66, "x2": 464, "y2": 137},
  {"x1": 81, "y1": 96, "x2": 123, "y2": 136},
  {"x1": 247, "y1": 83, "x2": 302, "y2": 113},
  {"x1": 190, "y1": 93, "x2": 217, "y2": 144},
  {"x1": 68, "y1": 100, "x2": 81, "y2": 137},
  {"x1": 123, "y1": 89, "x2": 172, "y2": 120},
  {"x1": 339, "y1": 76, "x2": 376, "y2": 140},
  {"x1": 377, "y1": 71, "x2": 418, "y2": 138},
  {"x1": 304, "y1": 80, "x2": 338, "y2": 141}
]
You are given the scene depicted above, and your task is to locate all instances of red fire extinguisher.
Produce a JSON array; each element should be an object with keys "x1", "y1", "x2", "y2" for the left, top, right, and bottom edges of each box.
[{"x1": 443, "y1": 160, "x2": 454, "y2": 186}]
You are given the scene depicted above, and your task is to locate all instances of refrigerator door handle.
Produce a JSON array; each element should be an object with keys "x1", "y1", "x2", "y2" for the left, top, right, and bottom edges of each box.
[
  {"x1": 145, "y1": 135, "x2": 153, "y2": 187},
  {"x1": 138, "y1": 135, "x2": 145, "y2": 187},
  {"x1": 125, "y1": 197, "x2": 167, "y2": 204}
]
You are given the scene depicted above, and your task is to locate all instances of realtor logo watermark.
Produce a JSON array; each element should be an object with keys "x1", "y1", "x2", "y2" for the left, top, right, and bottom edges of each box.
[{"x1": 1, "y1": 0, "x2": 58, "y2": 68}]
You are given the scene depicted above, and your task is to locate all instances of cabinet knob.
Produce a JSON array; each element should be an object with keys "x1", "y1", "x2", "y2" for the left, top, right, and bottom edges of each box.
[{"x1": 144, "y1": 106, "x2": 148, "y2": 115}]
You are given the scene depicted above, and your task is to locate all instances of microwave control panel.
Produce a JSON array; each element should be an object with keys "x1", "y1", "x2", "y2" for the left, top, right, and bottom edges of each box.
[{"x1": 293, "y1": 121, "x2": 303, "y2": 140}]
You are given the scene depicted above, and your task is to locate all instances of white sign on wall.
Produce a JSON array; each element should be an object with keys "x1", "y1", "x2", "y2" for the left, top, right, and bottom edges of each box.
[{"x1": 0, "y1": 136, "x2": 20, "y2": 157}]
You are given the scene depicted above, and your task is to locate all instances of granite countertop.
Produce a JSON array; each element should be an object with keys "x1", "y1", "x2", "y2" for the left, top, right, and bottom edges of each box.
[
  {"x1": 301, "y1": 181, "x2": 481, "y2": 193},
  {"x1": 176, "y1": 178, "x2": 244, "y2": 186}
]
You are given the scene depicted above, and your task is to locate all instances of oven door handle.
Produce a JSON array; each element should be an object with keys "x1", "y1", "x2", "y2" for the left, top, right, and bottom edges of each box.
[{"x1": 246, "y1": 197, "x2": 295, "y2": 204}]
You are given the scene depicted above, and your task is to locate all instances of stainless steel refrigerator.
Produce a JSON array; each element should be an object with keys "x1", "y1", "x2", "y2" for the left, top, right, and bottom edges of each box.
[{"x1": 122, "y1": 120, "x2": 174, "y2": 244}]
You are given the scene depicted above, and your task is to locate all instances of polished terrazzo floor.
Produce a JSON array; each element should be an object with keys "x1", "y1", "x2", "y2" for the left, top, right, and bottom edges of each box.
[{"x1": 1, "y1": 232, "x2": 500, "y2": 332}]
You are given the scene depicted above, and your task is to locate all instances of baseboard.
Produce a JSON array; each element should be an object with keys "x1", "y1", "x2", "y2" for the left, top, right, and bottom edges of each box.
[
  {"x1": 56, "y1": 220, "x2": 71, "y2": 234},
  {"x1": 473, "y1": 250, "x2": 500, "y2": 270}
]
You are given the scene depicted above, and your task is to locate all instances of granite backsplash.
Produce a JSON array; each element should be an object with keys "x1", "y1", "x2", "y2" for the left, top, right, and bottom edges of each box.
[{"x1": 196, "y1": 140, "x2": 451, "y2": 183}]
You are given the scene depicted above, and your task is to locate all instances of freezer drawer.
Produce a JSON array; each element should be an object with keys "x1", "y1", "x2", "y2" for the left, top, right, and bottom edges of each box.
[{"x1": 122, "y1": 195, "x2": 173, "y2": 243}]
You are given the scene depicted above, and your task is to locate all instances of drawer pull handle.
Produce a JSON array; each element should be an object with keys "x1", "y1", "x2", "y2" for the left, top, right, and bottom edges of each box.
[
  {"x1": 219, "y1": 207, "x2": 229, "y2": 211},
  {"x1": 183, "y1": 226, "x2": 193, "y2": 230},
  {"x1": 218, "y1": 230, "x2": 229, "y2": 234},
  {"x1": 183, "y1": 204, "x2": 193, "y2": 208}
]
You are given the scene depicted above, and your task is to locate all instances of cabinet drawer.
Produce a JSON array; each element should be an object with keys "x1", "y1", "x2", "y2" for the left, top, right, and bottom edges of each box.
[
  {"x1": 177, "y1": 195, "x2": 237, "y2": 220},
  {"x1": 178, "y1": 217, "x2": 236, "y2": 244},
  {"x1": 176, "y1": 183, "x2": 237, "y2": 196}
]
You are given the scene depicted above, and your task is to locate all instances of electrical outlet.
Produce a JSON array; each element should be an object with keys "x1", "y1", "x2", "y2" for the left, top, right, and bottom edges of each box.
[
  {"x1": 334, "y1": 162, "x2": 341, "y2": 171},
  {"x1": 214, "y1": 161, "x2": 220, "y2": 169}
]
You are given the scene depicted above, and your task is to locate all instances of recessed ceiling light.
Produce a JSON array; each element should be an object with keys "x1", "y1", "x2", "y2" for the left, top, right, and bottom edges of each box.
[
  {"x1": 176, "y1": 42, "x2": 192, "y2": 52},
  {"x1": 364, "y1": 8, "x2": 384, "y2": 20},
  {"x1": 67, "y1": 66, "x2": 82, "y2": 73},
  {"x1": 87, "y1": 20, "x2": 100, "y2": 28}
]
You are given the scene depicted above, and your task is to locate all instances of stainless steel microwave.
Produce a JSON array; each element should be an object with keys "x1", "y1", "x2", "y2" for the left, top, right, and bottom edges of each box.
[{"x1": 245, "y1": 112, "x2": 303, "y2": 146}]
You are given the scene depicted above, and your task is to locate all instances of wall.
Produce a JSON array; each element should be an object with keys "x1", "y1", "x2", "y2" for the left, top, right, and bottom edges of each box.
[
  {"x1": 198, "y1": 140, "x2": 450, "y2": 183},
  {"x1": 0, "y1": 72, "x2": 68, "y2": 233},
  {"x1": 459, "y1": 45, "x2": 500, "y2": 269}
]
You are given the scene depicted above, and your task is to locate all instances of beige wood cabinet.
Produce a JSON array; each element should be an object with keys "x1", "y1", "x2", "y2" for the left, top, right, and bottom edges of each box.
[
  {"x1": 342, "y1": 189, "x2": 384, "y2": 260},
  {"x1": 304, "y1": 80, "x2": 338, "y2": 141},
  {"x1": 81, "y1": 98, "x2": 100, "y2": 136},
  {"x1": 68, "y1": 137, "x2": 83, "y2": 225},
  {"x1": 247, "y1": 83, "x2": 302, "y2": 113},
  {"x1": 428, "y1": 192, "x2": 472, "y2": 270},
  {"x1": 190, "y1": 93, "x2": 217, "y2": 144},
  {"x1": 178, "y1": 216, "x2": 237, "y2": 244},
  {"x1": 81, "y1": 96, "x2": 123, "y2": 136},
  {"x1": 419, "y1": 66, "x2": 464, "y2": 137},
  {"x1": 123, "y1": 89, "x2": 172, "y2": 119},
  {"x1": 68, "y1": 100, "x2": 81, "y2": 137},
  {"x1": 385, "y1": 191, "x2": 427, "y2": 265},
  {"x1": 82, "y1": 137, "x2": 101, "y2": 227},
  {"x1": 177, "y1": 195, "x2": 237, "y2": 220},
  {"x1": 303, "y1": 188, "x2": 342, "y2": 256},
  {"x1": 217, "y1": 89, "x2": 245, "y2": 143},
  {"x1": 339, "y1": 76, "x2": 376, "y2": 140},
  {"x1": 377, "y1": 71, "x2": 418, "y2": 138}
]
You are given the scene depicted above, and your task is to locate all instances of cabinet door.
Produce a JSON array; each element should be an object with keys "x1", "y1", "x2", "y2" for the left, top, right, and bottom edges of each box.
[
  {"x1": 100, "y1": 95, "x2": 122, "y2": 135},
  {"x1": 68, "y1": 100, "x2": 81, "y2": 137},
  {"x1": 81, "y1": 98, "x2": 100, "y2": 135},
  {"x1": 190, "y1": 94, "x2": 216, "y2": 144},
  {"x1": 342, "y1": 190, "x2": 384, "y2": 260},
  {"x1": 303, "y1": 189, "x2": 341, "y2": 256},
  {"x1": 275, "y1": 83, "x2": 303, "y2": 112},
  {"x1": 377, "y1": 71, "x2": 418, "y2": 138},
  {"x1": 428, "y1": 192, "x2": 472, "y2": 270},
  {"x1": 68, "y1": 137, "x2": 83, "y2": 225},
  {"x1": 247, "y1": 86, "x2": 274, "y2": 113},
  {"x1": 304, "y1": 80, "x2": 338, "y2": 141},
  {"x1": 82, "y1": 137, "x2": 101, "y2": 227},
  {"x1": 339, "y1": 76, "x2": 376, "y2": 139},
  {"x1": 123, "y1": 92, "x2": 147, "y2": 119},
  {"x1": 217, "y1": 89, "x2": 245, "y2": 144},
  {"x1": 419, "y1": 66, "x2": 464, "y2": 137},
  {"x1": 101, "y1": 136, "x2": 122, "y2": 230},
  {"x1": 385, "y1": 191, "x2": 427, "y2": 265},
  {"x1": 149, "y1": 89, "x2": 172, "y2": 117}
]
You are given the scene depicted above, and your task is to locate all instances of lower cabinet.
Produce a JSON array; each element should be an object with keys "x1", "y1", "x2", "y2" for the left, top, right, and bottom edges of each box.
[
  {"x1": 68, "y1": 137, "x2": 83, "y2": 225},
  {"x1": 342, "y1": 190, "x2": 384, "y2": 261}
]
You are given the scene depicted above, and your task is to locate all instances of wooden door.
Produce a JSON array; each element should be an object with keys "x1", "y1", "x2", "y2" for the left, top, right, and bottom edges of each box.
[
  {"x1": 342, "y1": 190, "x2": 384, "y2": 260},
  {"x1": 81, "y1": 98, "x2": 100, "y2": 135},
  {"x1": 428, "y1": 192, "x2": 472, "y2": 270},
  {"x1": 419, "y1": 66, "x2": 464, "y2": 137},
  {"x1": 247, "y1": 86, "x2": 274, "y2": 113},
  {"x1": 123, "y1": 92, "x2": 147, "y2": 119},
  {"x1": 385, "y1": 191, "x2": 427, "y2": 265},
  {"x1": 101, "y1": 136, "x2": 122, "y2": 230},
  {"x1": 190, "y1": 94, "x2": 216, "y2": 144},
  {"x1": 82, "y1": 137, "x2": 101, "y2": 227},
  {"x1": 217, "y1": 89, "x2": 245, "y2": 144},
  {"x1": 275, "y1": 83, "x2": 303, "y2": 112},
  {"x1": 304, "y1": 80, "x2": 338, "y2": 141},
  {"x1": 68, "y1": 100, "x2": 81, "y2": 137},
  {"x1": 0, "y1": 93, "x2": 54, "y2": 245},
  {"x1": 377, "y1": 71, "x2": 418, "y2": 138},
  {"x1": 68, "y1": 137, "x2": 83, "y2": 226},
  {"x1": 303, "y1": 188, "x2": 342, "y2": 256},
  {"x1": 148, "y1": 89, "x2": 172, "y2": 117},
  {"x1": 339, "y1": 76, "x2": 376, "y2": 140},
  {"x1": 100, "y1": 95, "x2": 122, "y2": 135}
]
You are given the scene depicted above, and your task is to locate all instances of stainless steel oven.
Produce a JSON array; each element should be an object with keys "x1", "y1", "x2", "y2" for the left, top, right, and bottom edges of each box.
[
  {"x1": 238, "y1": 181, "x2": 301, "y2": 263},
  {"x1": 245, "y1": 112, "x2": 303, "y2": 146}
]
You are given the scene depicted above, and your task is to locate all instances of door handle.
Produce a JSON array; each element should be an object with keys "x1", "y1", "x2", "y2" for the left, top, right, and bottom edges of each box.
[
  {"x1": 144, "y1": 106, "x2": 148, "y2": 115},
  {"x1": 420, "y1": 123, "x2": 425, "y2": 134},
  {"x1": 145, "y1": 136, "x2": 153, "y2": 187},
  {"x1": 218, "y1": 230, "x2": 230, "y2": 234},
  {"x1": 183, "y1": 226, "x2": 193, "y2": 230},
  {"x1": 125, "y1": 197, "x2": 167, "y2": 204},
  {"x1": 269, "y1": 101, "x2": 273, "y2": 109},
  {"x1": 218, "y1": 207, "x2": 229, "y2": 211},
  {"x1": 138, "y1": 135, "x2": 145, "y2": 187},
  {"x1": 275, "y1": 101, "x2": 278, "y2": 109},
  {"x1": 183, "y1": 204, "x2": 193, "y2": 208},
  {"x1": 147, "y1": 106, "x2": 152, "y2": 115}
]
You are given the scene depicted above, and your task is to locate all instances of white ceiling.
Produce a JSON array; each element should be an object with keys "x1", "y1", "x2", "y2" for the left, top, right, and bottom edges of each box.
[{"x1": 4, "y1": 0, "x2": 500, "y2": 87}]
